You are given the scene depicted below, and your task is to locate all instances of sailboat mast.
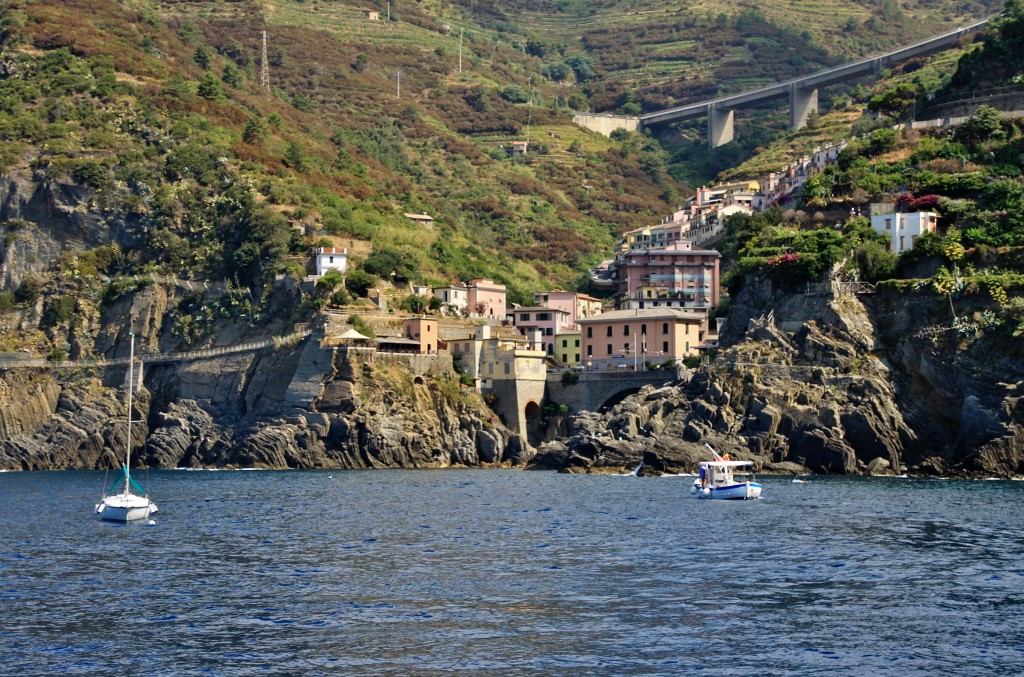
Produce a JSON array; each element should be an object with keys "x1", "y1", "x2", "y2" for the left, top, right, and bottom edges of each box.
[{"x1": 124, "y1": 333, "x2": 134, "y2": 497}]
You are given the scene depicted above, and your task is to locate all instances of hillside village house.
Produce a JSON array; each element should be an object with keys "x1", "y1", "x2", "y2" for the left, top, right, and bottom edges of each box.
[
  {"x1": 613, "y1": 242, "x2": 721, "y2": 311},
  {"x1": 555, "y1": 328, "x2": 583, "y2": 366},
  {"x1": 466, "y1": 278, "x2": 507, "y2": 319},
  {"x1": 404, "y1": 213, "x2": 435, "y2": 229},
  {"x1": 870, "y1": 209, "x2": 938, "y2": 254},
  {"x1": 313, "y1": 247, "x2": 347, "y2": 277},
  {"x1": 623, "y1": 222, "x2": 690, "y2": 252},
  {"x1": 507, "y1": 306, "x2": 572, "y2": 355},
  {"x1": 532, "y1": 290, "x2": 603, "y2": 328},
  {"x1": 432, "y1": 279, "x2": 506, "y2": 319},
  {"x1": 751, "y1": 142, "x2": 847, "y2": 210},
  {"x1": 450, "y1": 325, "x2": 543, "y2": 390},
  {"x1": 402, "y1": 317, "x2": 438, "y2": 354},
  {"x1": 578, "y1": 308, "x2": 709, "y2": 370},
  {"x1": 433, "y1": 283, "x2": 469, "y2": 314}
]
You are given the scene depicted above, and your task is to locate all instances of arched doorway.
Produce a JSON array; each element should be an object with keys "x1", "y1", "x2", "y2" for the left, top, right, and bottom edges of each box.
[{"x1": 524, "y1": 400, "x2": 543, "y2": 446}]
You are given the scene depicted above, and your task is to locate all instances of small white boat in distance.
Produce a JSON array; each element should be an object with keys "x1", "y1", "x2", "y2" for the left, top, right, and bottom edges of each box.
[
  {"x1": 692, "y1": 444, "x2": 765, "y2": 495},
  {"x1": 691, "y1": 460, "x2": 762, "y2": 500},
  {"x1": 691, "y1": 445, "x2": 762, "y2": 500},
  {"x1": 96, "y1": 334, "x2": 158, "y2": 522}
]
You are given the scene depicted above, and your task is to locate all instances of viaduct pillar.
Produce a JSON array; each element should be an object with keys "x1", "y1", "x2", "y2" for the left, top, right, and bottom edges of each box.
[
  {"x1": 708, "y1": 104, "x2": 735, "y2": 149},
  {"x1": 789, "y1": 84, "x2": 819, "y2": 130}
]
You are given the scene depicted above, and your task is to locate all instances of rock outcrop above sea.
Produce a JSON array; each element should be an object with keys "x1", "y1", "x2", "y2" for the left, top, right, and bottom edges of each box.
[
  {"x1": 540, "y1": 276, "x2": 1024, "y2": 477},
  {"x1": 0, "y1": 325, "x2": 526, "y2": 472}
]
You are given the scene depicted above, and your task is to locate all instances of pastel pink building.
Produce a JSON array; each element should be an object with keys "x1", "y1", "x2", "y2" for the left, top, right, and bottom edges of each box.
[
  {"x1": 506, "y1": 306, "x2": 573, "y2": 355},
  {"x1": 533, "y1": 290, "x2": 603, "y2": 328},
  {"x1": 613, "y1": 242, "x2": 720, "y2": 310},
  {"x1": 467, "y1": 278, "x2": 507, "y2": 320}
]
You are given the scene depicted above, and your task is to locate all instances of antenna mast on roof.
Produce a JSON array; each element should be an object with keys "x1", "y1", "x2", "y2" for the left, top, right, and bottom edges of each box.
[{"x1": 260, "y1": 30, "x2": 270, "y2": 90}]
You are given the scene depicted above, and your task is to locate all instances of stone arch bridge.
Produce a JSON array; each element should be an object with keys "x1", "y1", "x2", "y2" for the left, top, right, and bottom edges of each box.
[{"x1": 545, "y1": 369, "x2": 682, "y2": 414}]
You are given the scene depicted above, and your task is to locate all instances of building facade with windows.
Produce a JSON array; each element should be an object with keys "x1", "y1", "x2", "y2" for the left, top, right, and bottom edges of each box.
[
  {"x1": 312, "y1": 247, "x2": 348, "y2": 277},
  {"x1": 613, "y1": 243, "x2": 721, "y2": 311},
  {"x1": 467, "y1": 278, "x2": 507, "y2": 320},
  {"x1": 532, "y1": 290, "x2": 603, "y2": 328},
  {"x1": 507, "y1": 306, "x2": 572, "y2": 355},
  {"x1": 432, "y1": 284, "x2": 469, "y2": 314},
  {"x1": 402, "y1": 317, "x2": 438, "y2": 354},
  {"x1": 870, "y1": 210, "x2": 938, "y2": 254},
  {"x1": 555, "y1": 329, "x2": 583, "y2": 366},
  {"x1": 578, "y1": 308, "x2": 708, "y2": 370}
]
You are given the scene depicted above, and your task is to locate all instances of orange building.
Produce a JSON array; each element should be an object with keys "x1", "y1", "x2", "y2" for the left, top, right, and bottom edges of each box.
[
  {"x1": 578, "y1": 308, "x2": 708, "y2": 370},
  {"x1": 402, "y1": 317, "x2": 438, "y2": 354}
]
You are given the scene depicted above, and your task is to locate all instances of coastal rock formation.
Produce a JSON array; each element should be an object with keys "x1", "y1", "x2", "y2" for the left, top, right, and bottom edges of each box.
[
  {"x1": 0, "y1": 202, "x2": 528, "y2": 476},
  {"x1": 0, "y1": 334, "x2": 525, "y2": 471},
  {"x1": 545, "y1": 275, "x2": 1023, "y2": 477}
]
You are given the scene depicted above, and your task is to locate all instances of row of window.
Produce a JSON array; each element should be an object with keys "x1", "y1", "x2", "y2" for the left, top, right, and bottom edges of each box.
[
  {"x1": 586, "y1": 323, "x2": 672, "y2": 338},
  {"x1": 585, "y1": 341, "x2": 676, "y2": 356}
]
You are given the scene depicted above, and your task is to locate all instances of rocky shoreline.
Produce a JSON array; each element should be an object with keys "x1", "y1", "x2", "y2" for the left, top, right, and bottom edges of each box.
[{"x1": 1, "y1": 269, "x2": 1021, "y2": 477}]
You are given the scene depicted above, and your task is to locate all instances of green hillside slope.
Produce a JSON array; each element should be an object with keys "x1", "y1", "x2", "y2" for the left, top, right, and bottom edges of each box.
[
  {"x1": 0, "y1": 0, "x2": 1007, "y2": 323},
  {"x1": 0, "y1": 0, "x2": 686, "y2": 310}
]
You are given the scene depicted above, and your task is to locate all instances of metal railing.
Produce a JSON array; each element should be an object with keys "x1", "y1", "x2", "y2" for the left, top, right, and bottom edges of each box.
[{"x1": 0, "y1": 330, "x2": 312, "y2": 370}]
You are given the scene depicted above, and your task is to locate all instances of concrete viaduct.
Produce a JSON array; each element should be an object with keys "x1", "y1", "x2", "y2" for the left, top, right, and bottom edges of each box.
[{"x1": 574, "y1": 18, "x2": 991, "y2": 148}]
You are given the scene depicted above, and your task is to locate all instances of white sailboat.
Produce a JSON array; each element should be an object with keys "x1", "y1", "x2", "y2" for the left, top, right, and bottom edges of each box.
[{"x1": 96, "y1": 334, "x2": 158, "y2": 522}]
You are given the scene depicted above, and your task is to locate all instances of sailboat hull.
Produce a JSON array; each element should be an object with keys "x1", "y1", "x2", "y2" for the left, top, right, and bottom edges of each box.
[{"x1": 96, "y1": 494, "x2": 157, "y2": 522}]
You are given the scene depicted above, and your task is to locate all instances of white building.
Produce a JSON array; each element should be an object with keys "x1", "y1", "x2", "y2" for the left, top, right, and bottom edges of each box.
[
  {"x1": 870, "y1": 211, "x2": 938, "y2": 254},
  {"x1": 313, "y1": 247, "x2": 347, "y2": 277},
  {"x1": 433, "y1": 283, "x2": 469, "y2": 314}
]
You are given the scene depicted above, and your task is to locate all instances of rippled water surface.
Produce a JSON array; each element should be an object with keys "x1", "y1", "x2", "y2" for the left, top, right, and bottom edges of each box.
[{"x1": 1, "y1": 470, "x2": 1023, "y2": 675}]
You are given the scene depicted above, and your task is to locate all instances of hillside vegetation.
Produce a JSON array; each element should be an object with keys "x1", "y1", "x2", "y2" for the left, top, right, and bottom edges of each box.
[
  {"x1": 714, "y1": 3, "x2": 1024, "y2": 351},
  {"x1": 0, "y1": 0, "x2": 1016, "y2": 361},
  {"x1": 0, "y1": 0, "x2": 685, "y2": 312}
]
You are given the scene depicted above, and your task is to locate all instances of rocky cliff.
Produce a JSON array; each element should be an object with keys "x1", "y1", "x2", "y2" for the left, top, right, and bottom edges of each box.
[
  {"x1": 2, "y1": 169, "x2": 1021, "y2": 476},
  {"x1": 536, "y1": 277, "x2": 1024, "y2": 477},
  {"x1": 0, "y1": 337, "x2": 525, "y2": 471},
  {"x1": 0, "y1": 280, "x2": 525, "y2": 471}
]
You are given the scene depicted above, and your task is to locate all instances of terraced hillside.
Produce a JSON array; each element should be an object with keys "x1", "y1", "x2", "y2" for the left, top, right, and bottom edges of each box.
[
  {"x1": 0, "y1": 0, "x2": 698, "y2": 316},
  {"x1": 457, "y1": 0, "x2": 1001, "y2": 113}
]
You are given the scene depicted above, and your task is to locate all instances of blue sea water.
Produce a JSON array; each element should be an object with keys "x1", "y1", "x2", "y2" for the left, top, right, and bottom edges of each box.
[{"x1": 0, "y1": 469, "x2": 1022, "y2": 676}]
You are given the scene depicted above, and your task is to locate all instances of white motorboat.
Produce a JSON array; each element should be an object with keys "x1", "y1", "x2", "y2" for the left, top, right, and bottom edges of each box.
[
  {"x1": 96, "y1": 334, "x2": 158, "y2": 522},
  {"x1": 691, "y1": 444, "x2": 762, "y2": 500}
]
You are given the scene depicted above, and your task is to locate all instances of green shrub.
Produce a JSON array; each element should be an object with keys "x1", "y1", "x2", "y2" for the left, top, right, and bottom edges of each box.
[
  {"x1": 14, "y1": 276, "x2": 41, "y2": 304},
  {"x1": 345, "y1": 269, "x2": 376, "y2": 297},
  {"x1": 347, "y1": 314, "x2": 375, "y2": 338},
  {"x1": 43, "y1": 295, "x2": 77, "y2": 326},
  {"x1": 71, "y1": 160, "x2": 111, "y2": 189}
]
